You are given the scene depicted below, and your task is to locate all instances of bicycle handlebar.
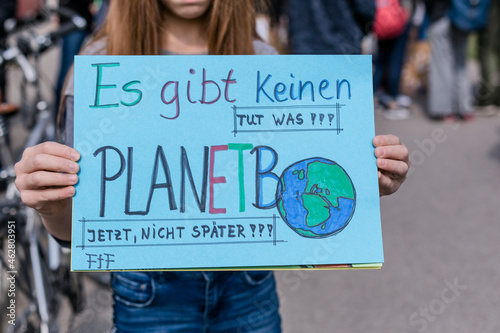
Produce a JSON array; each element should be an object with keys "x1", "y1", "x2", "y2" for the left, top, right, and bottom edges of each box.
[
  {"x1": 3, "y1": 12, "x2": 47, "y2": 36},
  {"x1": 3, "y1": 5, "x2": 86, "y2": 36},
  {"x1": 0, "y1": 7, "x2": 87, "y2": 66},
  {"x1": 49, "y1": 14, "x2": 88, "y2": 41}
]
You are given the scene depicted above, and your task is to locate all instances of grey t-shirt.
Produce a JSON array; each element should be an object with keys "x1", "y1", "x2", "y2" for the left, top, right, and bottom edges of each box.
[{"x1": 61, "y1": 40, "x2": 278, "y2": 147}]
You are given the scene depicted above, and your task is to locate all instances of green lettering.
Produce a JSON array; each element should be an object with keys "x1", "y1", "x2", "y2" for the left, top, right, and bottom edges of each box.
[
  {"x1": 121, "y1": 80, "x2": 143, "y2": 107},
  {"x1": 90, "y1": 63, "x2": 120, "y2": 108},
  {"x1": 228, "y1": 143, "x2": 253, "y2": 212}
]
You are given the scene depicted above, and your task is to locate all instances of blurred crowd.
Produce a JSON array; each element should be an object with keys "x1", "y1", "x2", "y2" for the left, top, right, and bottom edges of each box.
[
  {"x1": 267, "y1": 0, "x2": 500, "y2": 122},
  {"x1": 1, "y1": 0, "x2": 500, "y2": 123}
]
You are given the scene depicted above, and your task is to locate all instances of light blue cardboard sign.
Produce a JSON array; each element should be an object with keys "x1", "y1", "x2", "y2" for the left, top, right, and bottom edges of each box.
[{"x1": 71, "y1": 55, "x2": 383, "y2": 271}]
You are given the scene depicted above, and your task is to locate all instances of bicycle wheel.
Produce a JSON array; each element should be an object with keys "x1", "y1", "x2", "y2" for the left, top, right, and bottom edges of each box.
[
  {"x1": 1, "y1": 214, "x2": 39, "y2": 333},
  {"x1": 26, "y1": 209, "x2": 61, "y2": 333},
  {"x1": 20, "y1": 209, "x2": 85, "y2": 333}
]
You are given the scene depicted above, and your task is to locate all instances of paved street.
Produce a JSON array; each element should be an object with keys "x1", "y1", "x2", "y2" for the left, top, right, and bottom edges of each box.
[{"x1": 4, "y1": 44, "x2": 500, "y2": 332}]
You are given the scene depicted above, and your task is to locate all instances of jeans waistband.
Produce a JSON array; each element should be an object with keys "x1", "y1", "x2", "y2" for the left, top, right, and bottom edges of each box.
[{"x1": 148, "y1": 271, "x2": 229, "y2": 283}]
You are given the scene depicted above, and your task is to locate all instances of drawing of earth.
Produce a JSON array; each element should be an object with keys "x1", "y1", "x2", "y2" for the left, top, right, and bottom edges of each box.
[{"x1": 276, "y1": 158, "x2": 356, "y2": 238}]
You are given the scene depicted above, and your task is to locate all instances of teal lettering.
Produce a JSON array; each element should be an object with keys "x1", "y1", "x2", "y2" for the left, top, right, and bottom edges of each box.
[
  {"x1": 90, "y1": 63, "x2": 120, "y2": 108},
  {"x1": 121, "y1": 80, "x2": 143, "y2": 107}
]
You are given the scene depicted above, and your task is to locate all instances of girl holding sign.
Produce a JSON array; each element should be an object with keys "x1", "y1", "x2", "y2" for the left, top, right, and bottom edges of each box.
[{"x1": 14, "y1": 0, "x2": 410, "y2": 331}]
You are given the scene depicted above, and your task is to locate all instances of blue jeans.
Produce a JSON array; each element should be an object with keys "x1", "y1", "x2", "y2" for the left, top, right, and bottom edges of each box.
[{"x1": 111, "y1": 271, "x2": 281, "y2": 333}]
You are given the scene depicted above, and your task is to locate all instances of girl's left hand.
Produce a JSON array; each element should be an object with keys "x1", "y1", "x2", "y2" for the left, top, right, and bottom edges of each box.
[{"x1": 373, "y1": 135, "x2": 410, "y2": 196}]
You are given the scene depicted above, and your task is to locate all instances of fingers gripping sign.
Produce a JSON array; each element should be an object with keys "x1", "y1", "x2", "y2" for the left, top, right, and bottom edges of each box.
[
  {"x1": 373, "y1": 135, "x2": 410, "y2": 196},
  {"x1": 14, "y1": 141, "x2": 81, "y2": 215}
]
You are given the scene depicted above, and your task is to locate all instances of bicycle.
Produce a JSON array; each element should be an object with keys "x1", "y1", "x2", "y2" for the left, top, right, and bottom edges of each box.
[{"x1": 0, "y1": 4, "x2": 87, "y2": 333}]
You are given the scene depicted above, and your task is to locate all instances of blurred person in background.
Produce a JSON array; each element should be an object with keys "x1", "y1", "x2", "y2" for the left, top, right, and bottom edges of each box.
[
  {"x1": 477, "y1": 0, "x2": 500, "y2": 111},
  {"x1": 426, "y1": 0, "x2": 491, "y2": 122},
  {"x1": 287, "y1": 0, "x2": 375, "y2": 55},
  {"x1": 398, "y1": 0, "x2": 432, "y2": 99},
  {"x1": 372, "y1": 0, "x2": 413, "y2": 120}
]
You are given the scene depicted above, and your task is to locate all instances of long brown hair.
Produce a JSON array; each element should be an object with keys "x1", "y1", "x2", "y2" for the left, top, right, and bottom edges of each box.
[{"x1": 96, "y1": 0, "x2": 259, "y2": 56}]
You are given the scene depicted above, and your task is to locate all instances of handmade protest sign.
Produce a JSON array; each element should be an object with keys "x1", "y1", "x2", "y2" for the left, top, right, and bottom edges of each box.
[{"x1": 71, "y1": 55, "x2": 382, "y2": 271}]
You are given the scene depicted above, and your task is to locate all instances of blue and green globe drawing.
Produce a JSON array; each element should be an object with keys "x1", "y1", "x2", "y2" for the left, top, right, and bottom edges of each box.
[{"x1": 276, "y1": 158, "x2": 356, "y2": 238}]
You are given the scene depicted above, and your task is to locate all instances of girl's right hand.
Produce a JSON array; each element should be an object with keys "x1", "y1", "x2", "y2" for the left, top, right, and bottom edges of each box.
[{"x1": 14, "y1": 142, "x2": 80, "y2": 218}]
